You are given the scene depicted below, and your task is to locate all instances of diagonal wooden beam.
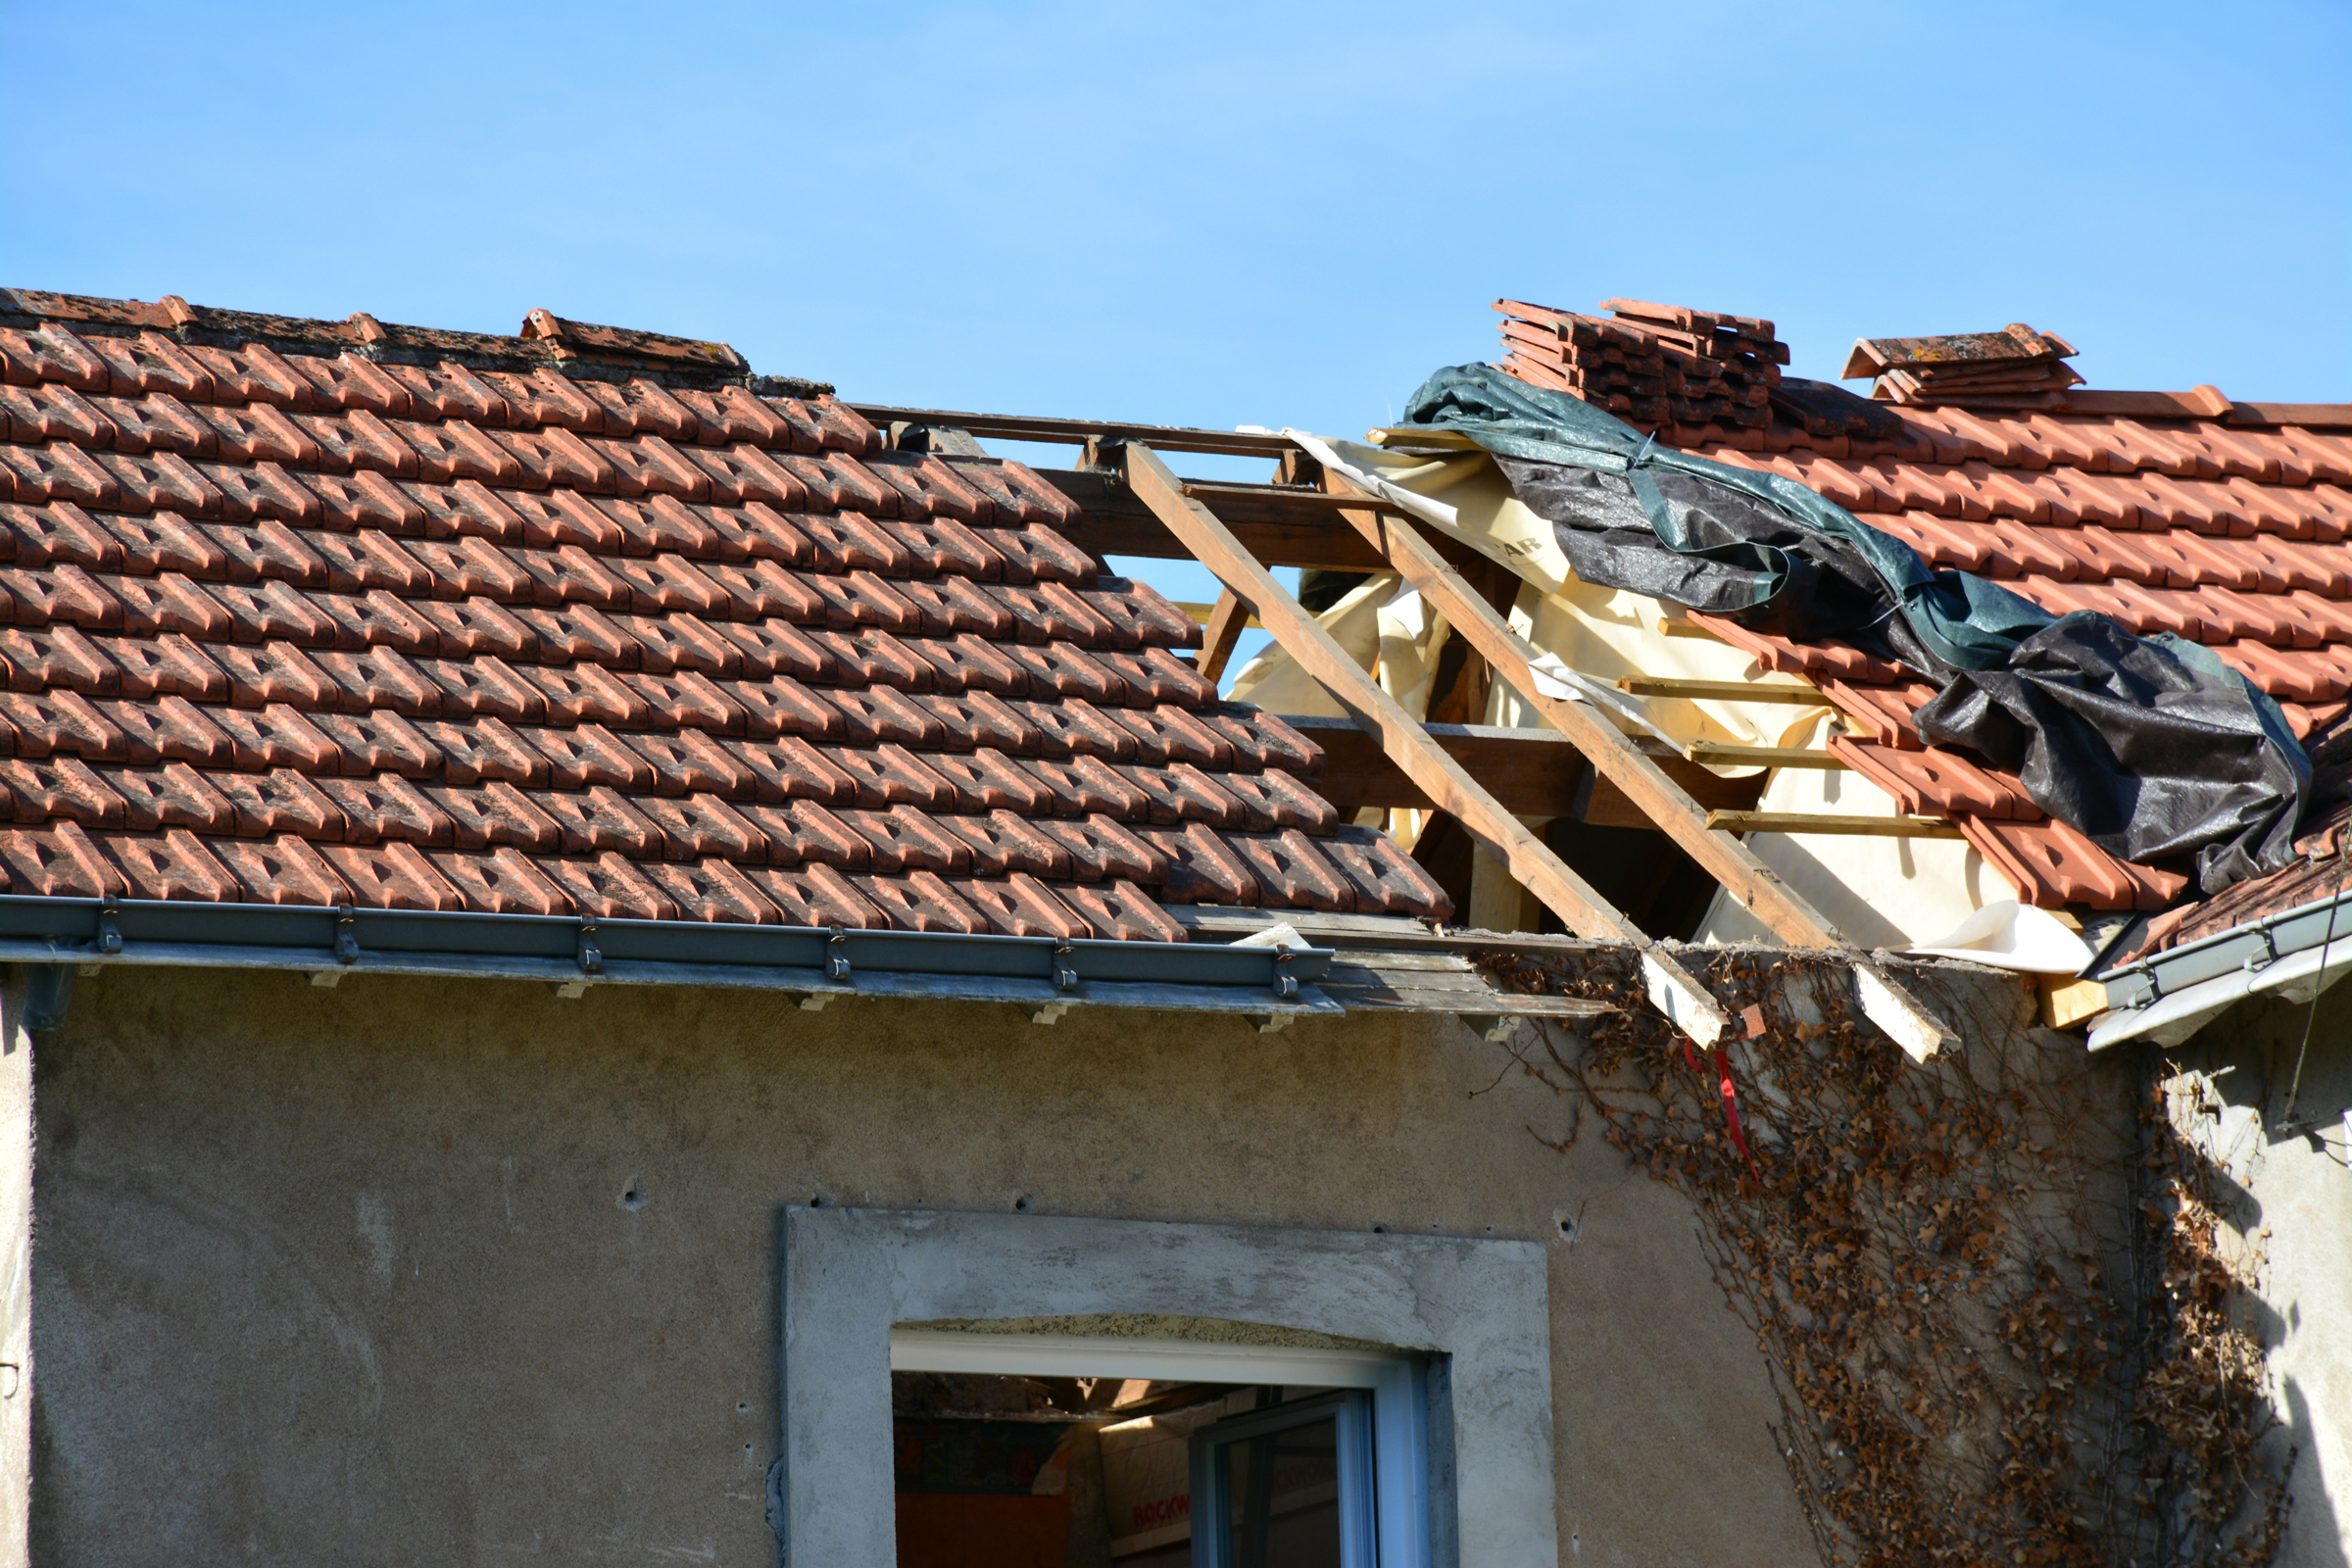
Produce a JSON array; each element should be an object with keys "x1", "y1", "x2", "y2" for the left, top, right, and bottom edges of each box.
[
  {"x1": 1329, "y1": 491, "x2": 1958, "y2": 1060},
  {"x1": 1118, "y1": 441, "x2": 1732, "y2": 1048},
  {"x1": 1198, "y1": 589, "x2": 1250, "y2": 685}
]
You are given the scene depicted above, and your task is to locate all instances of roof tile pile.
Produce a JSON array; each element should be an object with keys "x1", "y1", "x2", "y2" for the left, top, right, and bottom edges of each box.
[
  {"x1": 1493, "y1": 298, "x2": 1788, "y2": 430},
  {"x1": 1497, "y1": 298, "x2": 2352, "y2": 913},
  {"x1": 1840, "y1": 324, "x2": 2082, "y2": 408},
  {"x1": 0, "y1": 289, "x2": 1450, "y2": 938}
]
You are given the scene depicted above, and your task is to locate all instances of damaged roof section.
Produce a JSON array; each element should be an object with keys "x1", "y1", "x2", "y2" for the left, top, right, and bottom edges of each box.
[{"x1": 1488, "y1": 295, "x2": 2352, "y2": 912}]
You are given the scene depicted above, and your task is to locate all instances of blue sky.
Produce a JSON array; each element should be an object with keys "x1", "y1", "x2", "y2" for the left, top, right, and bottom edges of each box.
[{"x1": 6, "y1": 1, "x2": 2346, "y2": 642}]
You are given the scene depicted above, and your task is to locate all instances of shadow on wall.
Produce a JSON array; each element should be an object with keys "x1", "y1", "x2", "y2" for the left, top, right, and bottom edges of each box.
[
  {"x1": 2283, "y1": 1379, "x2": 2349, "y2": 1568},
  {"x1": 2184, "y1": 987, "x2": 2352, "y2": 1568}
]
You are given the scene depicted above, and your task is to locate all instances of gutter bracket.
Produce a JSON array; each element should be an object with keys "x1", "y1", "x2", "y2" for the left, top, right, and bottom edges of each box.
[
  {"x1": 826, "y1": 925, "x2": 852, "y2": 983},
  {"x1": 575, "y1": 917, "x2": 603, "y2": 977},
  {"x1": 1053, "y1": 942, "x2": 1078, "y2": 994},
  {"x1": 1272, "y1": 950, "x2": 1299, "y2": 1001},
  {"x1": 334, "y1": 904, "x2": 360, "y2": 966},
  {"x1": 95, "y1": 894, "x2": 122, "y2": 956},
  {"x1": 2245, "y1": 927, "x2": 2279, "y2": 973}
]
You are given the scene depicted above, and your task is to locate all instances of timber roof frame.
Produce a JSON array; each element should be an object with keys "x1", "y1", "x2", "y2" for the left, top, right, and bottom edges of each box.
[{"x1": 848, "y1": 402, "x2": 1960, "y2": 1055}]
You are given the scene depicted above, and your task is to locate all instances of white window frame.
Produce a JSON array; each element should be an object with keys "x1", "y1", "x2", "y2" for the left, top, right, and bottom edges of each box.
[
  {"x1": 1189, "y1": 1388, "x2": 1377, "y2": 1568},
  {"x1": 778, "y1": 1207, "x2": 1557, "y2": 1568}
]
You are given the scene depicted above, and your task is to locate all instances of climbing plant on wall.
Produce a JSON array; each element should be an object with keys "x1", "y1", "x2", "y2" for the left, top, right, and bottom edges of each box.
[{"x1": 1480, "y1": 947, "x2": 2290, "y2": 1567}]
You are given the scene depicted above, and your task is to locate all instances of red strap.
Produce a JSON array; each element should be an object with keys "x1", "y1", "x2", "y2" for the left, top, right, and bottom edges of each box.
[{"x1": 1710, "y1": 1046, "x2": 1764, "y2": 1187}]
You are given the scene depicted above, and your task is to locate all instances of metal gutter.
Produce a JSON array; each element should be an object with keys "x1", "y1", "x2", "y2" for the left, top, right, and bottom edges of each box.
[
  {"x1": 2093, "y1": 882, "x2": 2352, "y2": 1011},
  {"x1": 0, "y1": 898, "x2": 1340, "y2": 1030},
  {"x1": 2088, "y1": 937, "x2": 2352, "y2": 1051}
]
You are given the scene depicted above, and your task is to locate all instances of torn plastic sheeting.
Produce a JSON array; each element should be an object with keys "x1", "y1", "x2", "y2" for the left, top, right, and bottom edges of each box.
[{"x1": 1395, "y1": 363, "x2": 2308, "y2": 897}]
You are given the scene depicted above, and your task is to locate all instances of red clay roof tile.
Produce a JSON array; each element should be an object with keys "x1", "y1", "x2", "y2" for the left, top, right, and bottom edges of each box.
[
  {"x1": 937, "y1": 809, "x2": 1070, "y2": 878},
  {"x1": 540, "y1": 852, "x2": 674, "y2": 920},
  {"x1": 0, "y1": 291, "x2": 1438, "y2": 942},
  {"x1": 854, "y1": 869, "x2": 985, "y2": 933},
  {"x1": 0, "y1": 820, "x2": 120, "y2": 896},
  {"x1": 100, "y1": 828, "x2": 240, "y2": 901},
  {"x1": 1052, "y1": 879, "x2": 1185, "y2": 942},
  {"x1": 431, "y1": 782, "x2": 560, "y2": 851},
  {"x1": 1, "y1": 756, "x2": 125, "y2": 826},
  {"x1": 955, "y1": 873, "x2": 1090, "y2": 939},
  {"x1": 213, "y1": 833, "x2": 350, "y2": 905}
]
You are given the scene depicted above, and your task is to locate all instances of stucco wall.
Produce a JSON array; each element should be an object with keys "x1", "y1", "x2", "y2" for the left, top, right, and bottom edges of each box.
[{"x1": 25, "y1": 963, "x2": 1816, "y2": 1567}]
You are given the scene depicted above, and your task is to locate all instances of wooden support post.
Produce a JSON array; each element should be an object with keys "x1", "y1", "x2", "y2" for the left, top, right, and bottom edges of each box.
[
  {"x1": 1118, "y1": 442, "x2": 1732, "y2": 1047},
  {"x1": 1328, "y1": 490, "x2": 1958, "y2": 1060},
  {"x1": 1198, "y1": 589, "x2": 1250, "y2": 686}
]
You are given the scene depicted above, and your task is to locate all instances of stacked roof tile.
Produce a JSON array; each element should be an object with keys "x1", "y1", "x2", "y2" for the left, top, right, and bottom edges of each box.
[
  {"x1": 1493, "y1": 298, "x2": 1788, "y2": 429},
  {"x1": 0, "y1": 289, "x2": 1449, "y2": 938},
  {"x1": 1497, "y1": 299, "x2": 2352, "y2": 913},
  {"x1": 1841, "y1": 324, "x2": 2082, "y2": 408}
]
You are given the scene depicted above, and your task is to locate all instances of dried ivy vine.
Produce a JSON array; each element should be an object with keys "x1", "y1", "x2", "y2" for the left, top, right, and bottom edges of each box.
[{"x1": 1479, "y1": 947, "x2": 2291, "y2": 1566}]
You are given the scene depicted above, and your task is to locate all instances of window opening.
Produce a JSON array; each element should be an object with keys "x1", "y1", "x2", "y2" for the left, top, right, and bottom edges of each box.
[{"x1": 891, "y1": 1371, "x2": 1364, "y2": 1568}]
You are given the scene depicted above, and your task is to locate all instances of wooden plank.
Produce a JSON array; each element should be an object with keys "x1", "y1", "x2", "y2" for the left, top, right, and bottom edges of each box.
[
  {"x1": 1684, "y1": 743, "x2": 1847, "y2": 770},
  {"x1": 1328, "y1": 487, "x2": 1958, "y2": 1059},
  {"x1": 1181, "y1": 481, "x2": 1379, "y2": 512},
  {"x1": 1117, "y1": 441, "x2": 1733, "y2": 1048},
  {"x1": 1658, "y1": 617, "x2": 1721, "y2": 639},
  {"x1": 1363, "y1": 427, "x2": 1485, "y2": 451},
  {"x1": 1320, "y1": 981, "x2": 1614, "y2": 1019},
  {"x1": 1282, "y1": 714, "x2": 1763, "y2": 820},
  {"x1": 850, "y1": 405, "x2": 1297, "y2": 459},
  {"x1": 1617, "y1": 676, "x2": 1824, "y2": 704},
  {"x1": 1199, "y1": 590, "x2": 1250, "y2": 684},
  {"x1": 1322, "y1": 951, "x2": 1477, "y2": 975},
  {"x1": 1040, "y1": 468, "x2": 1490, "y2": 573},
  {"x1": 1707, "y1": 811, "x2": 1963, "y2": 839}
]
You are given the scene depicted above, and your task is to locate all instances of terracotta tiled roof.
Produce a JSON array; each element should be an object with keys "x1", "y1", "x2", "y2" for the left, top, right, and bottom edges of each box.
[
  {"x1": 1496, "y1": 299, "x2": 2352, "y2": 913},
  {"x1": 0, "y1": 288, "x2": 1448, "y2": 937}
]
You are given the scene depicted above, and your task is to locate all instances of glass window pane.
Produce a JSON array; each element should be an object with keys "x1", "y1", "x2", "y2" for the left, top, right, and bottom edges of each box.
[{"x1": 1219, "y1": 1415, "x2": 1342, "y2": 1568}]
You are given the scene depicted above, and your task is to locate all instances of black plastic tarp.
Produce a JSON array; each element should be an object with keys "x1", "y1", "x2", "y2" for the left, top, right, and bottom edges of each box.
[{"x1": 1398, "y1": 364, "x2": 2308, "y2": 896}]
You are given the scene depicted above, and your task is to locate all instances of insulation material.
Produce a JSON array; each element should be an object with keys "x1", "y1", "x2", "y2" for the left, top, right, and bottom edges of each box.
[
  {"x1": 1097, "y1": 1392, "x2": 1256, "y2": 1560},
  {"x1": 1275, "y1": 435, "x2": 2020, "y2": 942},
  {"x1": 1281, "y1": 435, "x2": 1838, "y2": 753},
  {"x1": 1226, "y1": 572, "x2": 1394, "y2": 719},
  {"x1": 1692, "y1": 716, "x2": 2010, "y2": 950}
]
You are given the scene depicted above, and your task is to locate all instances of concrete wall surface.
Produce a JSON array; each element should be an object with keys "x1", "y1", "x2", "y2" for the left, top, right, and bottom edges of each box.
[
  {"x1": 2179, "y1": 982, "x2": 2352, "y2": 1568},
  {"x1": 26, "y1": 963, "x2": 1817, "y2": 1567},
  {"x1": 0, "y1": 983, "x2": 32, "y2": 1568}
]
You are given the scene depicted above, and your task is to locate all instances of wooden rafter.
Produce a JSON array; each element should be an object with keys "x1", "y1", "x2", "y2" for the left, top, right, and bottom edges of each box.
[
  {"x1": 1116, "y1": 441, "x2": 1735, "y2": 1048},
  {"x1": 1326, "y1": 490, "x2": 1958, "y2": 1060}
]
